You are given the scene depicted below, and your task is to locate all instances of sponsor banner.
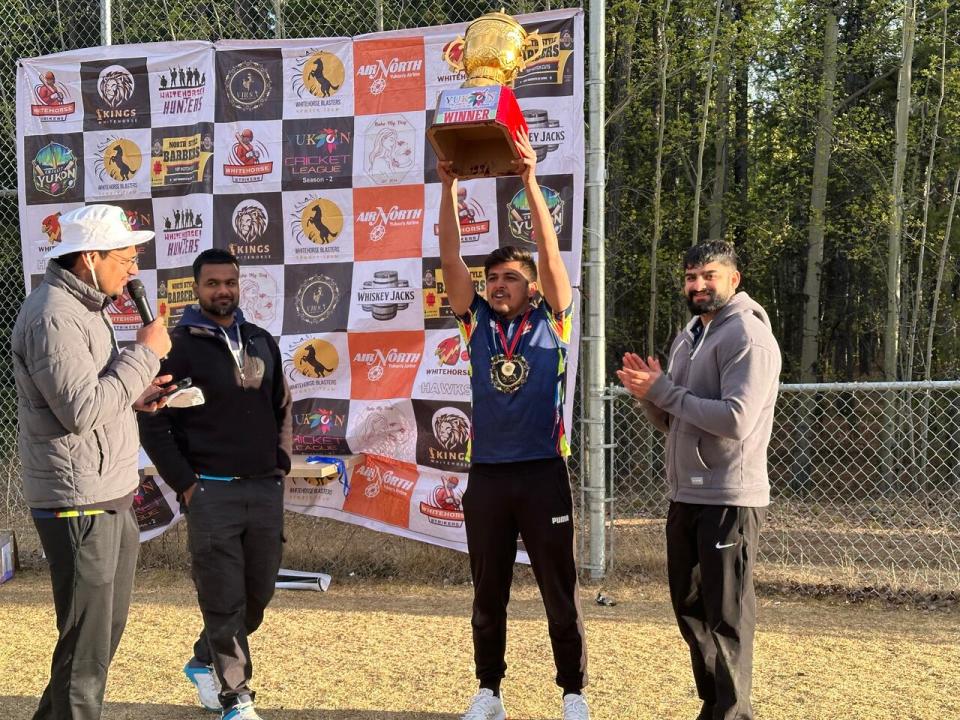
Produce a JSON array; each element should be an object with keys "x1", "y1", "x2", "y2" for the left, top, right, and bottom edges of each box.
[
  {"x1": 213, "y1": 192, "x2": 284, "y2": 266},
  {"x1": 152, "y1": 194, "x2": 214, "y2": 270},
  {"x1": 342, "y1": 455, "x2": 419, "y2": 527},
  {"x1": 290, "y1": 396, "x2": 352, "y2": 455},
  {"x1": 83, "y1": 129, "x2": 152, "y2": 200},
  {"x1": 346, "y1": 400, "x2": 418, "y2": 464},
  {"x1": 411, "y1": 328, "x2": 473, "y2": 402},
  {"x1": 107, "y1": 198, "x2": 158, "y2": 270},
  {"x1": 240, "y1": 264, "x2": 285, "y2": 336},
  {"x1": 408, "y1": 466, "x2": 467, "y2": 536},
  {"x1": 422, "y1": 178, "x2": 498, "y2": 257},
  {"x1": 412, "y1": 398, "x2": 471, "y2": 472},
  {"x1": 348, "y1": 330, "x2": 424, "y2": 401},
  {"x1": 21, "y1": 62, "x2": 81, "y2": 132},
  {"x1": 214, "y1": 119, "x2": 282, "y2": 192},
  {"x1": 348, "y1": 258, "x2": 423, "y2": 332},
  {"x1": 81, "y1": 57, "x2": 152, "y2": 132},
  {"x1": 281, "y1": 116, "x2": 354, "y2": 190},
  {"x1": 150, "y1": 123, "x2": 214, "y2": 197},
  {"x1": 353, "y1": 37, "x2": 426, "y2": 116},
  {"x1": 421, "y1": 254, "x2": 487, "y2": 329},
  {"x1": 148, "y1": 46, "x2": 214, "y2": 126},
  {"x1": 157, "y1": 266, "x2": 196, "y2": 328},
  {"x1": 19, "y1": 202, "x2": 85, "y2": 279},
  {"x1": 281, "y1": 332, "x2": 352, "y2": 401},
  {"x1": 215, "y1": 48, "x2": 284, "y2": 123},
  {"x1": 282, "y1": 261, "x2": 353, "y2": 334},
  {"x1": 282, "y1": 188, "x2": 354, "y2": 264},
  {"x1": 353, "y1": 112, "x2": 423, "y2": 188},
  {"x1": 495, "y1": 173, "x2": 574, "y2": 252},
  {"x1": 352, "y1": 184, "x2": 424, "y2": 261},
  {"x1": 515, "y1": 16, "x2": 577, "y2": 98},
  {"x1": 283, "y1": 43, "x2": 354, "y2": 118},
  {"x1": 422, "y1": 30, "x2": 468, "y2": 109},
  {"x1": 516, "y1": 96, "x2": 581, "y2": 176},
  {"x1": 22, "y1": 132, "x2": 85, "y2": 206},
  {"x1": 107, "y1": 270, "x2": 158, "y2": 341}
]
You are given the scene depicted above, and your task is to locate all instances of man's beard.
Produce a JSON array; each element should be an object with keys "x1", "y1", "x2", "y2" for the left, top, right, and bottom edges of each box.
[
  {"x1": 686, "y1": 290, "x2": 731, "y2": 315},
  {"x1": 200, "y1": 297, "x2": 238, "y2": 317}
]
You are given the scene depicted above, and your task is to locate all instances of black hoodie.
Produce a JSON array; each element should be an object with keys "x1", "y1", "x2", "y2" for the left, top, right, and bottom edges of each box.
[{"x1": 138, "y1": 305, "x2": 292, "y2": 494}]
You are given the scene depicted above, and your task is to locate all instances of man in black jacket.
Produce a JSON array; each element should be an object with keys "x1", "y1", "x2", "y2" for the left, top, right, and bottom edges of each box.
[{"x1": 139, "y1": 248, "x2": 292, "y2": 720}]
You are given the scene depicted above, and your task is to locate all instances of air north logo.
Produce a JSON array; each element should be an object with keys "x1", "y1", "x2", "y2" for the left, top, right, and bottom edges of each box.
[
  {"x1": 224, "y1": 128, "x2": 272, "y2": 182},
  {"x1": 343, "y1": 458, "x2": 418, "y2": 528},
  {"x1": 293, "y1": 51, "x2": 344, "y2": 103},
  {"x1": 356, "y1": 204, "x2": 422, "y2": 243},
  {"x1": 354, "y1": 39, "x2": 425, "y2": 114},
  {"x1": 349, "y1": 331, "x2": 423, "y2": 399},
  {"x1": 31, "y1": 70, "x2": 75, "y2": 119},
  {"x1": 419, "y1": 475, "x2": 464, "y2": 527},
  {"x1": 353, "y1": 185, "x2": 424, "y2": 261},
  {"x1": 32, "y1": 142, "x2": 78, "y2": 197},
  {"x1": 158, "y1": 65, "x2": 206, "y2": 114},
  {"x1": 433, "y1": 186, "x2": 489, "y2": 240}
]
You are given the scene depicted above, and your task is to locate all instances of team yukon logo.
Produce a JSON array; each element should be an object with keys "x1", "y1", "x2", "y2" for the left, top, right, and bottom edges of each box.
[
  {"x1": 293, "y1": 197, "x2": 343, "y2": 246},
  {"x1": 31, "y1": 70, "x2": 75, "y2": 119},
  {"x1": 355, "y1": 463, "x2": 415, "y2": 499},
  {"x1": 294, "y1": 274, "x2": 340, "y2": 325},
  {"x1": 224, "y1": 128, "x2": 272, "y2": 182},
  {"x1": 434, "y1": 186, "x2": 489, "y2": 241},
  {"x1": 507, "y1": 186, "x2": 564, "y2": 244},
  {"x1": 225, "y1": 62, "x2": 272, "y2": 111},
  {"x1": 158, "y1": 66, "x2": 206, "y2": 114},
  {"x1": 419, "y1": 475, "x2": 465, "y2": 526},
  {"x1": 293, "y1": 51, "x2": 344, "y2": 101},
  {"x1": 288, "y1": 338, "x2": 339, "y2": 380},
  {"x1": 356, "y1": 57, "x2": 423, "y2": 95},
  {"x1": 353, "y1": 347, "x2": 421, "y2": 382},
  {"x1": 356, "y1": 204, "x2": 422, "y2": 243},
  {"x1": 96, "y1": 138, "x2": 142, "y2": 183},
  {"x1": 32, "y1": 142, "x2": 78, "y2": 197}
]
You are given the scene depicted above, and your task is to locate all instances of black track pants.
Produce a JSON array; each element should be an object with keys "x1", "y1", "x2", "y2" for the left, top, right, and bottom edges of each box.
[
  {"x1": 666, "y1": 501, "x2": 764, "y2": 720},
  {"x1": 463, "y1": 457, "x2": 588, "y2": 691}
]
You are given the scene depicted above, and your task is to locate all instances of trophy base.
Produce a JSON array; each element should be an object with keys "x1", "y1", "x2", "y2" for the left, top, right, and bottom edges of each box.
[{"x1": 427, "y1": 85, "x2": 528, "y2": 180}]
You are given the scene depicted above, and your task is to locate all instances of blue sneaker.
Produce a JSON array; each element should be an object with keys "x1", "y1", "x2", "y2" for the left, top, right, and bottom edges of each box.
[
  {"x1": 221, "y1": 697, "x2": 262, "y2": 720},
  {"x1": 183, "y1": 660, "x2": 221, "y2": 712}
]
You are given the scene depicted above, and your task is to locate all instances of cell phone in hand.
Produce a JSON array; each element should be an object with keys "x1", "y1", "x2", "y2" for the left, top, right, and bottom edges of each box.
[{"x1": 165, "y1": 377, "x2": 193, "y2": 395}]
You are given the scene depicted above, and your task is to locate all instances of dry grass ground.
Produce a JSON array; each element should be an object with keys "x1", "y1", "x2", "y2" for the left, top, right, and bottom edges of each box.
[{"x1": 0, "y1": 570, "x2": 957, "y2": 719}]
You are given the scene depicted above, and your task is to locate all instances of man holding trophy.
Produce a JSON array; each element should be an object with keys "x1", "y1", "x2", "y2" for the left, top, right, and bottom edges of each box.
[{"x1": 434, "y1": 14, "x2": 589, "y2": 720}]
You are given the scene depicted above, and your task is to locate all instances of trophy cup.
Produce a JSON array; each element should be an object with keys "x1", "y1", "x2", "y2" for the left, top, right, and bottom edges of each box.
[{"x1": 426, "y1": 10, "x2": 544, "y2": 179}]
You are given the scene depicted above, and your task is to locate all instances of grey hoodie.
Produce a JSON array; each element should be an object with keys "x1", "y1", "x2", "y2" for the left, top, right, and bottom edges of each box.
[{"x1": 642, "y1": 291, "x2": 781, "y2": 507}]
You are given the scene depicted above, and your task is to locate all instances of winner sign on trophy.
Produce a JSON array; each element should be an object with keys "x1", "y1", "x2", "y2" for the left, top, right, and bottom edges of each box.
[{"x1": 426, "y1": 10, "x2": 544, "y2": 179}]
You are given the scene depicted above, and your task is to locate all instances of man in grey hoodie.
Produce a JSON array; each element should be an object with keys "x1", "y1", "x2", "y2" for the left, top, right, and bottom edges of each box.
[{"x1": 617, "y1": 241, "x2": 781, "y2": 720}]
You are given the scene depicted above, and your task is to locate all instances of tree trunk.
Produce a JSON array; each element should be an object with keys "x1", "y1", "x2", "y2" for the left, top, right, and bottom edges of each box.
[
  {"x1": 732, "y1": 0, "x2": 749, "y2": 248},
  {"x1": 690, "y1": 0, "x2": 724, "y2": 246},
  {"x1": 649, "y1": 0, "x2": 671, "y2": 356},
  {"x1": 708, "y1": 1, "x2": 732, "y2": 243}
]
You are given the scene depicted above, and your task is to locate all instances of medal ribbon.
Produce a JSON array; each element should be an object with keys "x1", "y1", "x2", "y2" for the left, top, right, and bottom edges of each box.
[{"x1": 494, "y1": 307, "x2": 533, "y2": 360}]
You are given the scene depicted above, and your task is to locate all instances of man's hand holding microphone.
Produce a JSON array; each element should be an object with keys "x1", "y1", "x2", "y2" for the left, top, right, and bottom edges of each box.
[{"x1": 128, "y1": 278, "x2": 174, "y2": 412}]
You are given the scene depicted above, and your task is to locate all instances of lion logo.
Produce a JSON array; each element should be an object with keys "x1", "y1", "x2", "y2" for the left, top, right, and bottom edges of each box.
[
  {"x1": 98, "y1": 66, "x2": 135, "y2": 108},
  {"x1": 232, "y1": 202, "x2": 268, "y2": 242},
  {"x1": 433, "y1": 409, "x2": 470, "y2": 451}
]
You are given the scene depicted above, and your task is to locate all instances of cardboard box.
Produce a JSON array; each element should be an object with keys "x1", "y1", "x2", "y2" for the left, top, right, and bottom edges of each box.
[{"x1": 0, "y1": 530, "x2": 17, "y2": 585}]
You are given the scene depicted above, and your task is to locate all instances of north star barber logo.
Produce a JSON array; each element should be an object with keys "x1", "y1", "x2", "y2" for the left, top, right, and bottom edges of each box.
[
  {"x1": 241, "y1": 268, "x2": 279, "y2": 327},
  {"x1": 363, "y1": 115, "x2": 415, "y2": 185},
  {"x1": 225, "y1": 61, "x2": 272, "y2": 111},
  {"x1": 158, "y1": 65, "x2": 206, "y2": 114},
  {"x1": 285, "y1": 125, "x2": 352, "y2": 185},
  {"x1": 423, "y1": 265, "x2": 485, "y2": 321},
  {"x1": 224, "y1": 128, "x2": 272, "y2": 182},
  {"x1": 357, "y1": 270, "x2": 414, "y2": 322},
  {"x1": 507, "y1": 185, "x2": 564, "y2": 245},
  {"x1": 31, "y1": 70, "x2": 75, "y2": 120},
  {"x1": 419, "y1": 475, "x2": 464, "y2": 526},
  {"x1": 356, "y1": 56, "x2": 423, "y2": 96},
  {"x1": 158, "y1": 273, "x2": 194, "y2": 327},
  {"x1": 356, "y1": 204, "x2": 422, "y2": 244},
  {"x1": 355, "y1": 463, "x2": 415, "y2": 499},
  {"x1": 429, "y1": 407, "x2": 470, "y2": 469},
  {"x1": 291, "y1": 197, "x2": 344, "y2": 255},
  {"x1": 292, "y1": 51, "x2": 345, "y2": 107},
  {"x1": 294, "y1": 274, "x2": 340, "y2": 325},
  {"x1": 522, "y1": 109, "x2": 564, "y2": 162},
  {"x1": 353, "y1": 346, "x2": 421, "y2": 383},
  {"x1": 152, "y1": 131, "x2": 212, "y2": 188},
  {"x1": 433, "y1": 186, "x2": 489, "y2": 241},
  {"x1": 94, "y1": 137, "x2": 142, "y2": 192},
  {"x1": 95, "y1": 65, "x2": 138, "y2": 125},
  {"x1": 287, "y1": 338, "x2": 339, "y2": 380},
  {"x1": 516, "y1": 28, "x2": 575, "y2": 93},
  {"x1": 32, "y1": 142, "x2": 78, "y2": 197},
  {"x1": 161, "y1": 207, "x2": 203, "y2": 262}
]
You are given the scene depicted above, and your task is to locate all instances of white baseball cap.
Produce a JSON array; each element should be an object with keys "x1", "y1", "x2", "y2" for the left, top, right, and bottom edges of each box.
[{"x1": 47, "y1": 204, "x2": 154, "y2": 259}]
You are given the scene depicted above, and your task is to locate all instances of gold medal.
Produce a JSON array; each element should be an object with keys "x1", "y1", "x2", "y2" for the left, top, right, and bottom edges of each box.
[
  {"x1": 491, "y1": 354, "x2": 529, "y2": 393},
  {"x1": 502, "y1": 361, "x2": 516, "y2": 377}
]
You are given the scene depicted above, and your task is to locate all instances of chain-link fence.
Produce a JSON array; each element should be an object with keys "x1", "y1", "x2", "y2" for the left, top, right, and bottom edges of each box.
[{"x1": 607, "y1": 381, "x2": 960, "y2": 592}]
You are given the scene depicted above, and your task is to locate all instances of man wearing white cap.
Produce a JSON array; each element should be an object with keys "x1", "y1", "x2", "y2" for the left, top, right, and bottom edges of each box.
[{"x1": 12, "y1": 204, "x2": 172, "y2": 720}]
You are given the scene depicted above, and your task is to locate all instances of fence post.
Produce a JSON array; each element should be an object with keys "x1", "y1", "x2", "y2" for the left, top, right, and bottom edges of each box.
[
  {"x1": 100, "y1": 0, "x2": 112, "y2": 45},
  {"x1": 583, "y1": 0, "x2": 607, "y2": 579},
  {"x1": 376, "y1": 0, "x2": 384, "y2": 32}
]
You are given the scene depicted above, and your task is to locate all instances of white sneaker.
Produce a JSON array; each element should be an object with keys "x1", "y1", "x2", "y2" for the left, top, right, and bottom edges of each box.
[
  {"x1": 562, "y1": 693, "x2": 591, "y2": 720},
  {"x1": 183, "y1": 661, "x2": 221, "y2": 712},
  {"x1": 461, "y1": 688, "x2": 507, "y2": 720}
]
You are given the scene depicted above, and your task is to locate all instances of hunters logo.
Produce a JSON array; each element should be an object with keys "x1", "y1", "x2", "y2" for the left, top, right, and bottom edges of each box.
[
  {"x1": 224, "y1": 128, "x2": 272, "y2": 182},
  {"x1": 228, "y1": 200, "x2": 275, "y2": 263},
  {"x1": 225, "y1": 61, "x2": 272, "y2": 111},
  {"x1": 354, "y1": 38, "x2": 425, "y2": 114},
  {"x1": 433, "y1": 186, "x2": 489, "y2": 242},
  {"x1": 240, "y1": 268, "x2": 279, "y2": 328},
  {"x1": 349, "y1": 331, "x2": 423, "y2": 400},
  {"x1": 158, "y1": 65, "x2": 206, "y2": 114},
  {"x1": 294, "y1": 274, "x2": 340, "y2": 325},
  {"x1": 357, "y1": 270, "x2": 415, "y2": 322},
  {"x1": 419, "y1": 475, "x2": 464, "y2": 527},
  {"x1": 522, "y1": 109, "x2": 564, "y2": 162},
  {"x1": 423, "y1": 264, "x2": 485, "y2": 322},
  {"x1": 292, "y1": 398, "x2": 350, "y2": 455},
  {"x1": 291, "y1": 196, "x2": 344, "y2": 258},
  {"x1": 287, "y1": 338, "x2": 339, "y2": 380},
  {"x1": 151, "y1": 127, "x2": 213, "y2": 191},
  {"x1": 353, "y1": 185, "x2": 424, "y2": 261},
  {"x1": 94, "y1": 137, "x2": 142, "y2": 193},
  {"x1": 158, "y1": 272, "x2": 194, "y2": 327},
  {"x1": 31, "y1": 70, "x2": 75, "y2": 120},
  {"x1": 363, "y1": 115, "x2": 416, "y2": 185},
  {"x1": 292, "y1": 51, "x2": 345, "y2": 108},
  {"x1": 507, "y1": 186, "x2": 564, "y2": 245},
  {"x1": 515, "y1": 23, "x2": 576, "y2": 96},
  {"x1": 32, "y1": 142, "x2": 78, "y2": 198},
  {"x1": 343, "y1": 457, "x2": 419, "y2": 527},
  {"x1": 282, "y1": 119, "x2": 353, "y2": 189},
  {"x1": 161, "y1": 207, "x2": 203, "y2": 263}
]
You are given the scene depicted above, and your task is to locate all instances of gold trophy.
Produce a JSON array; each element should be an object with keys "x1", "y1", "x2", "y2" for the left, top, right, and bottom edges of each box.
[{"x1": 426, "y1": 10, "x2": 544, "y2": 179}]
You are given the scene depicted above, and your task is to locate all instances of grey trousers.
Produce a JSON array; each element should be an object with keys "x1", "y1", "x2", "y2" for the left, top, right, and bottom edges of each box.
[{"x1": 32, "y1": 508, "x2": 140, "y2": 720}]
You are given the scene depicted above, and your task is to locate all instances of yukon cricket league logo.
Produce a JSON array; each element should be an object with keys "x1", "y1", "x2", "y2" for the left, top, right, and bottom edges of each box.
[
  {"x1": 225, "y1": 61, "x2": 272, "y2": 111},
  {"x1": 290, "y1": 196, "x2": 344, "y2": 259},
  {"x1": 356, "y1": 55, "x2": 423, "y2": 96},
  {"x1": 292, "y1": 398, "x2": 350, "y2": 455},
  {"x1": 364, "y1": 115, "x2": 415, "y2": 185},
  {"x1": 357, "y1": 270, "x2": 414, "y2": 322},
  {"x1": 294, "y1": 274, "x2": 340, "y2": 325},
  {"x1": 158, "y1": 65, "x2": 206, "y2": 114},
  {"x1": 152, "y1": 127, "x2": 213, "y2": 190},
  {"x1": 224, "y1": 128, "x2": 272, "y2": 182},
  {"x1": 434, "y1": 186, "x2": 489, "y2": 242},
  {"x1": 356, "y1": 203, "x2": 422, "y2": 244},
  {"x1": 31, "y1": 70, "x2": 75, "y2": 120},
  {"x1": 32, "y1": 142, "x2": 78, "y2": 197},
  {"x1": 507, "y1": 186, "x2": 564, "y2": 245},
  {"x1": 240, "y1": 268, "x2": 279, "y2": 328},
  {"x1": 283, "y1": 119, "x2": 353, "y2": 189},
  {"x1": 292, "y1": 50, "x2": 344, "y2": 109},
  {"x1": 94, "y1": 137, "x2": 142, "y2": 193},
  {"x1": 419, "y1": 475, "x2": 465, "y2": 527}
]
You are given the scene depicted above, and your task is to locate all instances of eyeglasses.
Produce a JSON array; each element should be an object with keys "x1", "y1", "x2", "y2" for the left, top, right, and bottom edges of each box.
[{"x1": 108, "y1": 252, "x2": 140, "y2": 270}]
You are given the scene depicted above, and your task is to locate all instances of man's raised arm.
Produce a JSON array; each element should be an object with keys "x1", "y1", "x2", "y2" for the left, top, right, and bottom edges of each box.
[{"x1": 437, "y1": 161, "x2": 477, "y2": 317}]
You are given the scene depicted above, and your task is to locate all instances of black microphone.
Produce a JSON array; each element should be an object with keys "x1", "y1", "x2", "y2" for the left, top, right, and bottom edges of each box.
[{"x1": 126, "y1": 279, "x2": 155, "y2": 325}]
